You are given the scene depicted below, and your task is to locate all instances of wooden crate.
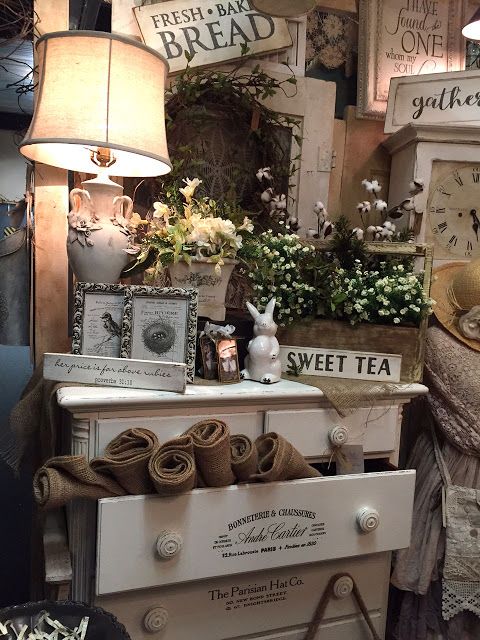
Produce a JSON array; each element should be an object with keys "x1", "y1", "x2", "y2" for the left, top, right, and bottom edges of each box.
[{"x1": 278, "y1": 242, "x2": 433, "y2": 384}]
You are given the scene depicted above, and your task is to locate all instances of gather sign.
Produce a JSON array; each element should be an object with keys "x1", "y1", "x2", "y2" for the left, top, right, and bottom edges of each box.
[
  {"x1": 134, "y1": 0, "x2": 292, "y2": 74},
  {"x1": 385, "y1": 70, "x2": 480, "y2": 133},
  {"x1": 280, "y1": 346, "x2": 402, "y2": 382}
]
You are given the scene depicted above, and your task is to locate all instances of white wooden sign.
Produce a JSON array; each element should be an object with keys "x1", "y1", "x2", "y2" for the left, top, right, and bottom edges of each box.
[
  {"x1": 280, "y1": 346, "x2": 402, "y2": 382},
  {"x1": 357, "y1": 0, "x2": 466, "y2": 119},
  {"x1": 134, "y1": 0, "x2": 292, "y2": 74},
  {"x1": 385, "y1": 70, "x2": 480, "y2": 133},
  {"x1": 44, "y1": 353, "x2": 186, "y2": 393}
]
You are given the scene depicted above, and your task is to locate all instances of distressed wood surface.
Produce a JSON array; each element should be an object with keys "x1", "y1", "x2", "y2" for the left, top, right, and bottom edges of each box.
[
  {"x1": 278, "y1": 320, "x2": 422, "y2": 383},
  {"x1": 339, "y1": 106, "x2": 391, "y2": 228},
  {"x1": 33, "y1": 0, "x2": 70, "y2": 364}
]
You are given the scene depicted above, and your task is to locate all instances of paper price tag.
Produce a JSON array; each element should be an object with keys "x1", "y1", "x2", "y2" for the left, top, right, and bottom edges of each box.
[{"x1": 336, "y1": 444, "x2": 365, "y2": 475}]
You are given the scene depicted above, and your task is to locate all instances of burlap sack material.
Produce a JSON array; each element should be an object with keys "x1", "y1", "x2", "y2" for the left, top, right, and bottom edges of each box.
[
  {"x1": 91, "y1": 428, "x2": 160, "y2": 495},
  {"x1": 184, "y1": 420, "x2": 235, "y2": 487},
  {"x1": 33, "y1": 455, "x2": 126, "y2": 510},
  {"x1": 252, "y1": 432, "x2": 321, "y2": 482},
  {"x1": 148, "y1": 435, "x2": 197, "y2": 495},
  {"x1": 230, "y1": 434, "x2": 258, "y2": 482}
]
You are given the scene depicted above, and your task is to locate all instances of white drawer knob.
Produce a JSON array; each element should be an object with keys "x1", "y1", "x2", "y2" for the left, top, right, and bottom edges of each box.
[
  {"x1": 333, "y1": 575, "x2": 354, "y2": 599},
  {"x1": 144, "y1": 607, "x2": 169, "y2": 633},
  {"x1": 156, "y1": 531, "x2": 183, "y2": 559},
  {"x1": 329, "y1": 426, "x2": 349, "y2": 447},
  {"x1": 356, "y1": 507, "x2": 380, "y2": 533}
]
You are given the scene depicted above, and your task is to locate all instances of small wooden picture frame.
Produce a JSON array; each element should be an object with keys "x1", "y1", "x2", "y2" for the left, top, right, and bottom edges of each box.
[
  {"x1": 199, "y1": 335, "x2": 218, "y2": 380},
  {"x1": 216, "y1": 338, "x2": 241, "y2": 384},
  {"x1": 121, "y1": 286, "x2": 198, "y2": 383},
  {"x1": 72, "y1": 282, "x2": 127, "y2": 358}
]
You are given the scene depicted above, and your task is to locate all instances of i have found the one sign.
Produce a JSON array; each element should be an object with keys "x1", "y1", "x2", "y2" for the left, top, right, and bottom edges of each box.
[
  {"x1": 280, "y1": 346, "x2": 402, "y2": 383},
  {"x1": 134, "y1": 0, "x2": 292, "y2": 74}
]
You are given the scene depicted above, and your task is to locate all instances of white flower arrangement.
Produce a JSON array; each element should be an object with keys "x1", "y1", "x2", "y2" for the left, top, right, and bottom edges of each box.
[
  {"x1": 126, "y1": 177, "x2": 253, "y2": 276},
  {"x1": 242, "y1": 230, "x2": 318, "y2": 326},
  {"x1": 328, "y1": 260, "x2": 434, "y2": 326}
]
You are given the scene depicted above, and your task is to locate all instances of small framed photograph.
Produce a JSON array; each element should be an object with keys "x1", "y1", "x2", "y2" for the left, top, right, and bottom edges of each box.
[
  {"x1": 217, "y1": 338, "x2": 240, "y2": 384},
  {"x1": 199, "y1": 335, "x2": 218, "y2": 380},
  {"x1": 72, "y1": 283, "x2": 127, "y2": 357},
  {"x1": 121, "y1": 286, "x2": 198, "y2": 383}
]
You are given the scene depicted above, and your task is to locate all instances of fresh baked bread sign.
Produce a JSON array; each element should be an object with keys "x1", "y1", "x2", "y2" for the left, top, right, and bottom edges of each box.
[{"x1": 134, "y1": 0, "x2": 292, "y2": 74}]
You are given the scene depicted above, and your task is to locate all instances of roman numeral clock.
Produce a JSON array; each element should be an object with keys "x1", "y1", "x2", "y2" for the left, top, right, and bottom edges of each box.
[
  {"x1": 384, "y1": 124, "x2": 480, "y2": 262},
  {"x1": 428, "y1": 163, "x2": 480, "y2": 259}
]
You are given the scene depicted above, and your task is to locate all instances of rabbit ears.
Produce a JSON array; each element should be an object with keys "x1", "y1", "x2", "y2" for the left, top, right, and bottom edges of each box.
[{"x1": 246, "y1": 298, "x2": 276, "y2": 320}]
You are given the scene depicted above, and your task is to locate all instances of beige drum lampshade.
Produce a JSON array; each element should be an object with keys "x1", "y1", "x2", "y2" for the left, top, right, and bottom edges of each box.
[
  {"x1": 20, "y1": 31, "x2": 171, "y2": 177},
  {"x1": 250, "y1": 0, "x2": 316, "y2": 17}
]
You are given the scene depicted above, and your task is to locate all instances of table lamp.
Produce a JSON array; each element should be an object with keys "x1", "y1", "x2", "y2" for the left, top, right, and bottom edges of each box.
[
  {"x1": 20, "y1": 30, "x2": 171, "y2": 283},
  {"x1": 463, "y1": 8, "x2": 480, "y2": 41}
]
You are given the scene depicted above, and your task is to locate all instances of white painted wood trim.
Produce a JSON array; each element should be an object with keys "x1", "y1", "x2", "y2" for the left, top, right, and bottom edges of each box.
[{"x1": 56, "y1": 379, "x2": 428, "y2": 413}]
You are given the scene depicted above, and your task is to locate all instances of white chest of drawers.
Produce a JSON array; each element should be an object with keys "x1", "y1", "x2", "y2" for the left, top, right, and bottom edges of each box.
[{"x1": 57, "y1": 379, "x2": 427, "y2": 640}]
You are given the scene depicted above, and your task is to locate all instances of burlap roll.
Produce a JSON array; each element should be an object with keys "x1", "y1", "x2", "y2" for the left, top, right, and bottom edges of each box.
[
  {"x1": 230, "y1": 434, "x2": 258, "y2": 482},
  {"x1": 148, "y1": 435, "x2": 197, "y2": 495},
  {"x1": 91, "y1": 428, "x2": 159, "y2": 494},
  {"x1": 252, "y1": 433, "x2": 321, "y2": 482},
  {"x1": 33, "y1": 455, "x2": 126, "y2": 509},
  {"x1": 184, "y1": 420, "x2": 235, "y2": 487}
]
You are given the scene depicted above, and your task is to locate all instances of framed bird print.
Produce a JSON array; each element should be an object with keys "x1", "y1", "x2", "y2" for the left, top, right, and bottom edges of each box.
[
  {"x1": 72, "y1": 283, "x2": 127, "y2": 358},
  {"x1": 121, "y1": 286, "x2": 198, "y2": 383}
]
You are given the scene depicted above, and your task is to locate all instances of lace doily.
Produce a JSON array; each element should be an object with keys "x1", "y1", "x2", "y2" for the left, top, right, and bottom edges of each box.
[{"x1": 306, "y1": 10, "x2": 358, "y2": 77}]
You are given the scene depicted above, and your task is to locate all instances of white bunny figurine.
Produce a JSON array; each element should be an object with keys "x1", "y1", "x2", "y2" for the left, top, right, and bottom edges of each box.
[{"x1": 241, "y1": 298, "x2": 281, "y2": 384}]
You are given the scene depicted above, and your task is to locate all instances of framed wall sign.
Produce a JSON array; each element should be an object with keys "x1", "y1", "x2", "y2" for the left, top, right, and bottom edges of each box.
[
  {"x1": 357, "y1": 0, "x2": 467, "y2": 120},
  {"x1": 72, "y1": 283, "x2": 127, "y2": 358},
  {"x1": 133, "y1": 0, "x2": 293, "y2": 75},
  {"x1": 385, "y1": 70, "x2": 480, "y2": 133},
  {"x1": 121, "y1": 286, "x2": 198, "y2": 382}
]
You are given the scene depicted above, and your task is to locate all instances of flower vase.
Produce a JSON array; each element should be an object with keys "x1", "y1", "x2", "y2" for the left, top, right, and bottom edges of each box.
[
  {"x1": 168, "y1": 258, "x2": 237, "y2": 321},
  {"x1": 67, "y1": 176, "x2": 133, "y2": 283}
]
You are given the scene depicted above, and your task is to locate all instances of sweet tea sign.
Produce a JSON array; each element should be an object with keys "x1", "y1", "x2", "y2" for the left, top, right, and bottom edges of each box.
[{"x1": 134, "y1": 0, "x2": 292, "y2": 73}]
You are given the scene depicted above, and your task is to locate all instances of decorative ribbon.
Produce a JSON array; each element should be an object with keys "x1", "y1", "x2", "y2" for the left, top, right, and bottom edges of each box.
[{"x1": 304, "y1": 573, "x2": 381, "y2": 640}]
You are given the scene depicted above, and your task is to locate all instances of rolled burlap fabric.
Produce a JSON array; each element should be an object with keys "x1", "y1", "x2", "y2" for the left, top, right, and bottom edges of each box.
[
  {"x1": 230, "y1": 434, "x2": 258, "y2": 482},
  {"x1": 91, "y1": 428, "x2": 159, "y2": 495},
  {"x1": 252, "y1": 433, "x2": 321, "y2": 482},
  {"x1": 33, "y1": 455, "x2": 126, "y2": 509},
  {"x1": 184, "y1": 420, "x2": 235, "y2": 487},
  {"x1": 149, "y1": 435, "x2": 196, "y2": 495}
]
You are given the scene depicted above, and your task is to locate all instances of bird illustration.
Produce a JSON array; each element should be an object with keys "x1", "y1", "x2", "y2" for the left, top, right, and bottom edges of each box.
[{"x1": 94, "y1": 312, "x2": 122, "y2": 353}]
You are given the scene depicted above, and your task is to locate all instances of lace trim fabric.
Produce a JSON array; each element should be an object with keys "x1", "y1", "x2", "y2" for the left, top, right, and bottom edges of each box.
[
  {"x1": 306, "y1": 10, "x2": 357, "y2": 76},
  {"x1": 442, "y1": 484, "x2": 480, "y2": 620},
  {"x1": 443, "y1": 581, "x2": 480, "y2": 621}
]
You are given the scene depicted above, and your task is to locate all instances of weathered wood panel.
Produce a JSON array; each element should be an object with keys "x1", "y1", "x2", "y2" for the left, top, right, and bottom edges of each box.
[
  {"x1": 278, "y1": 319, "x2": 423, "y2": 382},
  {"x1": 33, "y1": 0, "x2": 70, "y2": 363}
]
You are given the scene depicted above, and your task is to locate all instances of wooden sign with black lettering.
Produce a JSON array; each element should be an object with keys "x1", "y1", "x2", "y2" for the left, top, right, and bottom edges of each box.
[
  {"x1": 280, "y1": 346, "x2": 402, "y2": 382},
  {"x1": 134, "y1": 0, "x2": 292, "y2": 74},
  {"x1": 385, "y1": 70, "x2": 480, "y2": 133}
]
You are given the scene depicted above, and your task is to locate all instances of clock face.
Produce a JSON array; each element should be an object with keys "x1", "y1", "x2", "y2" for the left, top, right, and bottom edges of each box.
[{"x1": 428, "y1": 163, "x2": 480, "y2": 259}]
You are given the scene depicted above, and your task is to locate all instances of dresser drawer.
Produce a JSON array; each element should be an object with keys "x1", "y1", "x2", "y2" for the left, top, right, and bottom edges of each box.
[
  {"x1": 96, "y1": 553, "x2": 388, "y2": 640},
  {"x1": 239, "y1": 615, "x2": 383, "y2": 640},
  {"x1": 94, "y1": 412, "x2": 263, "y2": 456},
  {"x1": 96, "y1": 469, "x2": 415, "y2": 594},
  {"x1": 265, "y1": 408, "x2": 398, "y2": 458}
]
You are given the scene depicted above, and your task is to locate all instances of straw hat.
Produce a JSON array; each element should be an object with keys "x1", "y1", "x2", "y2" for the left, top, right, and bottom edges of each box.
[
  {"x1": 250, "y1": 0, "x2": 316, "y2": 17},
  {"x1": 430, "y1": 259, "x2": 480, "y2": 352}
]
